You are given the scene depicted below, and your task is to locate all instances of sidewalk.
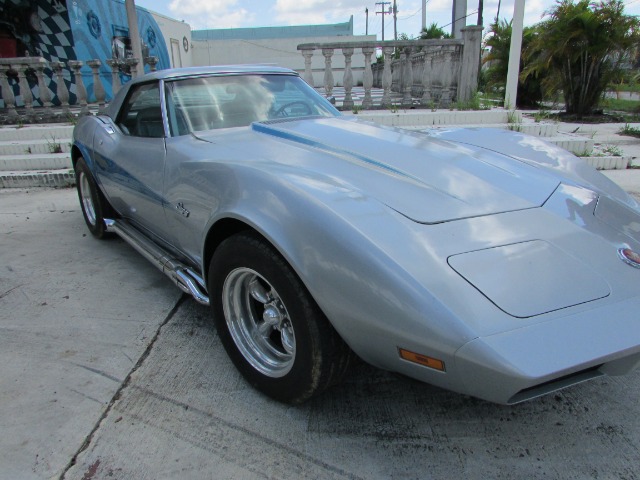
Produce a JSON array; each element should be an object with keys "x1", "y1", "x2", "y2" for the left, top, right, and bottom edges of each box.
[
  {"x1": 1, "y1": 186, "x2": 639, "y2": 480},
  {"x1": 0, "y1": 187, "x2": 181, "y2": 479}
]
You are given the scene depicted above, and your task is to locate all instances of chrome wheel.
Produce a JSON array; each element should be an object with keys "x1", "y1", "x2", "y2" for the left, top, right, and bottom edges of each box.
[
  {"x1": 222, "y1": 268, "x2": 296, "y2": 377},
  {"x1": 78, "y1": 171, "x2": 97, "y2": 226}
]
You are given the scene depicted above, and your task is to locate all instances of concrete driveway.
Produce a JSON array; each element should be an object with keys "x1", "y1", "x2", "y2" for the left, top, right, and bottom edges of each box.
[{"x1": 1, "y1": 186, "x2": 639, "y2": 480}]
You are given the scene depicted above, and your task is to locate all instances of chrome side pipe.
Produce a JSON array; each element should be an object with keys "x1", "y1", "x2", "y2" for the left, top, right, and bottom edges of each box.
[{"x1": 104, "y1": 218, "x2": 210, "y2": 306}]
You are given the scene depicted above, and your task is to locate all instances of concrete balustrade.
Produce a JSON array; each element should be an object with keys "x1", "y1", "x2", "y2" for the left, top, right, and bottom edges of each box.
[
  {"x1": 0, "y1": 55, "x2": 158, "y2": 123},
  {"x1": 298, "y1": 26, "x2": 482, "y2": 109}
]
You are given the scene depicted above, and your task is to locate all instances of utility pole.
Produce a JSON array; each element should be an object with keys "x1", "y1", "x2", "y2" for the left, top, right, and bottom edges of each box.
[
  {"x1": 393, "y1": 0, "x2": 398, "y2": 41},
  {"x1": 376, "y1": 2, "x2": 391, "y2": 41},
  {"x1": 422, "y1": 0, "x2": 427, "y2": 32},
  {"x1": 477, "y1": 0, "x2": 484, "y2": 26},
  {"x1": 451, "y1": 0, "x2": 468, "y2": 38},
  {"x1": 125, "y1": 0, "x2": 143, "y2": 77},
  {"x1": 365, "y1": 7, "x2": 369, "y2": 35},
  {"x1": 504, "y1": 0, "x2": 525, "y2": 109}
]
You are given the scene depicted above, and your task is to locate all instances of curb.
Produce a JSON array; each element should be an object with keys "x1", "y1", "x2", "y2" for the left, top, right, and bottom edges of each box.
[{"x1": 0, "y1": 169, "x2": 75, "y2": 188}]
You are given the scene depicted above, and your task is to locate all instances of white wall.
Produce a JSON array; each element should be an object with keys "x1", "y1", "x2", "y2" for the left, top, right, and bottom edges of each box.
[
  {"x1": 191, "y1": 35, "x2": 376, "y2": 86},
  {"x1": 149, "y1": 11, "x2": 193, "y2": 67}
]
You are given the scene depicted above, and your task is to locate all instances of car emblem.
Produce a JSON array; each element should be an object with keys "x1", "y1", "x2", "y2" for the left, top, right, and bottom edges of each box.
[
  {"x1": 176, "y1": 202, "x2": 190, "y2": 218},
  {"x1": 618, "y1": 248, "x2": 640, "y2": 268}
]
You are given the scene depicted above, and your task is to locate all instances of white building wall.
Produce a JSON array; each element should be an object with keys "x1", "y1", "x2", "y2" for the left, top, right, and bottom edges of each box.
[
  {"x1": 148, "y1": 12, "x2": 193, "y2": 68},
  {"x1": 191, "y1": 35, "x2": 376, "y2": 86}
]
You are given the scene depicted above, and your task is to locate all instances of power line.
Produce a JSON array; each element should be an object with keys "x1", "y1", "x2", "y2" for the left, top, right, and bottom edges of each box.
[
  {"x1": 398, "y1": 6, "x2": 422, "y2": 21},
  {"x1": 440, "y1": 10, "x2": 478, "y2": 29}
]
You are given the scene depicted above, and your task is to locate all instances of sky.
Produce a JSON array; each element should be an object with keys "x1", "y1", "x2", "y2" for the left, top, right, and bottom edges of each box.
[{"x1": 133, "y1": 0, "x2": 640, "y2": 39}]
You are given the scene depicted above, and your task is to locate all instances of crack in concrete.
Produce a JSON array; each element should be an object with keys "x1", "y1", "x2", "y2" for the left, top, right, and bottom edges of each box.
[
  {"x1": 0, "y1": 284, "x2": 23, "y2": 299},
  {"x1": 58, "y1": 294, "x2": 188, "y2": 480}
]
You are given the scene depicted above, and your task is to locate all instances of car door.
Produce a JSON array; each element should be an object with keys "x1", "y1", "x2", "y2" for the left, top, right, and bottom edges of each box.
[{"x1": 93, "y1": 81, "x2": 170, "y2": 239}]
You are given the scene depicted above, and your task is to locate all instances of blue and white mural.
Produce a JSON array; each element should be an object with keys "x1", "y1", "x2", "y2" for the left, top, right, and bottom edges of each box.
[
  {"x1": 68, "y1": 0, "x2": 170, "y2": 101},
  {"x1": 0, "y1": 0, "x2": 170, "y2": 105}
]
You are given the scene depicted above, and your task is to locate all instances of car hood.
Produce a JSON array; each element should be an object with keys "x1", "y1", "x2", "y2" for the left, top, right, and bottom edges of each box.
[
  {"x1": 206, "y1": 117, "x2": 562, "y2": 224},
  {"x1": 254, "y1": 117, "x2": 561, "y2": 224}
]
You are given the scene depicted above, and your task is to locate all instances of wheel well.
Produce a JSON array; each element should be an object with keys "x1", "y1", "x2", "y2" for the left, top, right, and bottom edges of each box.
[
  {"x1": 70, "y1": 145, "x2": 82, "y2": 168},
  {"x1": 203, "y1": 218, "x2": 258, "y2": 283}
]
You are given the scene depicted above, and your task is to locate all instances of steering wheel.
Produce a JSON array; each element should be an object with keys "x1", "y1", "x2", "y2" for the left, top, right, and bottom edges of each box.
[{"x1": 274, "y1": 101, "x2": 313, "y2": 117}]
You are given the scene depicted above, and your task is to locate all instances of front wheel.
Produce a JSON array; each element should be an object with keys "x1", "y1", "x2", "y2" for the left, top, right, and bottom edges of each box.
[
  {"x1": 75, "y1": 156, "x2": 115, "y2": 239},
  {"x1": 209, "y1": 232, "x2": 352, "y2": 403}
]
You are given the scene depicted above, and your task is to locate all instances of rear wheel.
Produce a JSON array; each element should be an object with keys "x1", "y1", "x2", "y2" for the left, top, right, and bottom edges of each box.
[
  {"x1": 75, "y1": 156, "x2": 115, "y2": 239},
  {"x1": 209, "y1": 232, "x2": 352, "y2": 403}
]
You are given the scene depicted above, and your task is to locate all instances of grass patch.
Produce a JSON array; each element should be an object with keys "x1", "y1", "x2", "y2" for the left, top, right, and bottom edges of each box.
[
  {"x1": 454, "y1": 91, "x2": 492, "y2": 111},
  {"x1": 47, "y1": 135, "x2": 63, "y2": 154},
  {"x1": 609, "y1": 83, "x2": 640, "y2": 94},
  {"x1": 599, "y1": 97, "x2": 640, "y2": 114},
  {"x1": 601, "y1": 144, "x2": 623, "y2": 157},
  {"x1": 619, "y1": 123, "x2": 640, "y2": 138}
]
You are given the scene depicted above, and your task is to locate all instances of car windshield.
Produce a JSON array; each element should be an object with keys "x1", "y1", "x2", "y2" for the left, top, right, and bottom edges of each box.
[{"x1": 164, "y1": 74, "x2": 339, "y2": 135}]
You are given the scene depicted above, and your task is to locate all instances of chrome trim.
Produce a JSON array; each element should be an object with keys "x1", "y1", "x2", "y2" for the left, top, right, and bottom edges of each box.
[
  {"x1": 507, "y1": 365, "x2": 603, "y2": 405},
  {"x1": 79, "y1": 172, "x2": 97, "y2": 226},
  {"x1": 222, "y1": 267, "x2": 295, "y2": 377},
  {"x1": 618, "y1": 248, "x2": 640, "y2": 269},
  {"x1": 104, "y1": 218, "x2": 210, "y2": 305}
]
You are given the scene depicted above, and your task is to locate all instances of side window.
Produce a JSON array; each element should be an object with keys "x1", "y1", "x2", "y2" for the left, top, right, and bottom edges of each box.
[{"x1": 117, "y1": 83, "x2": 164, "y2": 138}]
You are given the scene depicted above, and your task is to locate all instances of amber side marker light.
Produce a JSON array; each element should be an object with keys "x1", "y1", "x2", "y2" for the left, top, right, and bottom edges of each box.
[{"x1": 398, "y1": 348, "x2": 446, "y2": 372}]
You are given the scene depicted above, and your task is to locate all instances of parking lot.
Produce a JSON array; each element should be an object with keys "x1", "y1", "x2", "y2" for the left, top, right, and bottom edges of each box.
[{"x1": 1, "y1": 186, "x2": 639, "y2": 480}]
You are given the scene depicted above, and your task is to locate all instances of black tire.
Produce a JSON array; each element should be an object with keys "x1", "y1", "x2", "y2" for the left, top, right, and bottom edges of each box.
[
  {"x1": 75, "y1": 156, "x2": 115, "y2": 239},
  {"x1": 209, "y1": 232, "x2": 352, "y2": 404}
]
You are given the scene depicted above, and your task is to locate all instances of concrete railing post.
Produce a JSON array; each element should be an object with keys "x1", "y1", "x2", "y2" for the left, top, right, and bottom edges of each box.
[
  {"x1": 106, "y1": 59, "x2": 122, "y2": 96},
  {"x1": 401, "y1": 46, "x2": 414, "y2": 107},
  {"x1": 146, "y1": 56, "x2": 158, "y2": 72},
  {"x1": 361, "y1": 47, "x2": 374, "y2": 109},
  {"x1": 0, "y1": 65, "x2": 18, "y2": 119},
  {"x1": 448, "y1": 46, "x2": 460, "y2": 103},
  {"x1": 342, "y1": 47, "x2": 354, "y2": 110},
  {"x1": 458, "y1": 26, "x2": 483, "y2": 102},
  {"x1": 87, "y1": 60, "x2": 106, "y2": 113},
  {"x1": 50, "y1": 61, "x2": 70, "y2": 115},
  {"x1": 33, "y1": 58, "x2": 53, "y2": 118},
  {"x1": 15, "y1": 63, "x2": 34, "y2": 120},
  {"x1": 440, "y1": 48, "x2": 453, "y2": 108},
  {"x1": 421, "y1": 50, "x2": 433, "y2": 106},
  {"x1": 126, "y1": 58, "x2": 140, "y2": 79},
  {"x1": 381, "y1": 46, "x2": 394, "y2": 107},
  {"x1": 321, "y1": 48, "x2": 334, "y2": 98},
  {"x1": 68, "y1": 60, "x2": 90, "y2": 116},
  {"x1": 301, "y1": 49, "x2": 314, "y2": 87}
]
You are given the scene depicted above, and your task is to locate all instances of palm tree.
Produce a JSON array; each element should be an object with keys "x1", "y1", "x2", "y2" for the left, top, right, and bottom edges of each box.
[
  {"x1": 483, "y1": 20, "x2": 542, "y2": 108},
  {"x1": 419, "y1": 23, "x2": 451, "y2": 40},
  {"x1": 522, "y1": 0, "x2": 639, "y2": 116}
]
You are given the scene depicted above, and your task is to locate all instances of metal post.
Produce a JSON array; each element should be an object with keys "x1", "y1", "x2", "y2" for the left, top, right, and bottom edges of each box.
[
  {"x1": 365, "y1": 8, "x2": 369, "y2": 35},
  {"x1": 422, "y1": 0, "x2": 427, "y2": 31},
  {"x1": 504, "y1": 0, "x2": 525, "y2": 109},
  {"x1": 452, "y1": 0, "x2": 468, "y2": 38},
  {"x1": 125, "y1": 0, "x2": 144, "y2": 77}
]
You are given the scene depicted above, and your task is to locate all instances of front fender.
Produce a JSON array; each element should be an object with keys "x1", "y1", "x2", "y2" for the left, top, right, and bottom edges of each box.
[
  {"x1": 72, "y1": 116, "x2": 99, "y2": 170},
  {"x1": 203, "y1": 164, "x2": 476, "y2": 371}
]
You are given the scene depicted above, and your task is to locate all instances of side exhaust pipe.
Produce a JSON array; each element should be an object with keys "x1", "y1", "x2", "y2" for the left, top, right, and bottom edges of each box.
[{"x1": 104, "y1": 218, "x2": 210, "y2": 306}]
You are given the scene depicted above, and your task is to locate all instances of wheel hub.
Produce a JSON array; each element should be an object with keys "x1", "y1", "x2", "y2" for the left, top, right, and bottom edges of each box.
[{"x1": 223, "y1": 268, "x2": 296, "y2": 377}]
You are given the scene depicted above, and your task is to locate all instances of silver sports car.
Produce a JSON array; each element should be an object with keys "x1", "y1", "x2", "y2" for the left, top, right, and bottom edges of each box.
[{"x1": 72, "y1": 65, "x2": 640, "y2": 404}]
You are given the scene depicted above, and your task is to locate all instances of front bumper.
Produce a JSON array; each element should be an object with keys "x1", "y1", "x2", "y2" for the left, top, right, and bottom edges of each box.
[{"x1": 454, "y1": 295, "x2": 640, "y2": 404}]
